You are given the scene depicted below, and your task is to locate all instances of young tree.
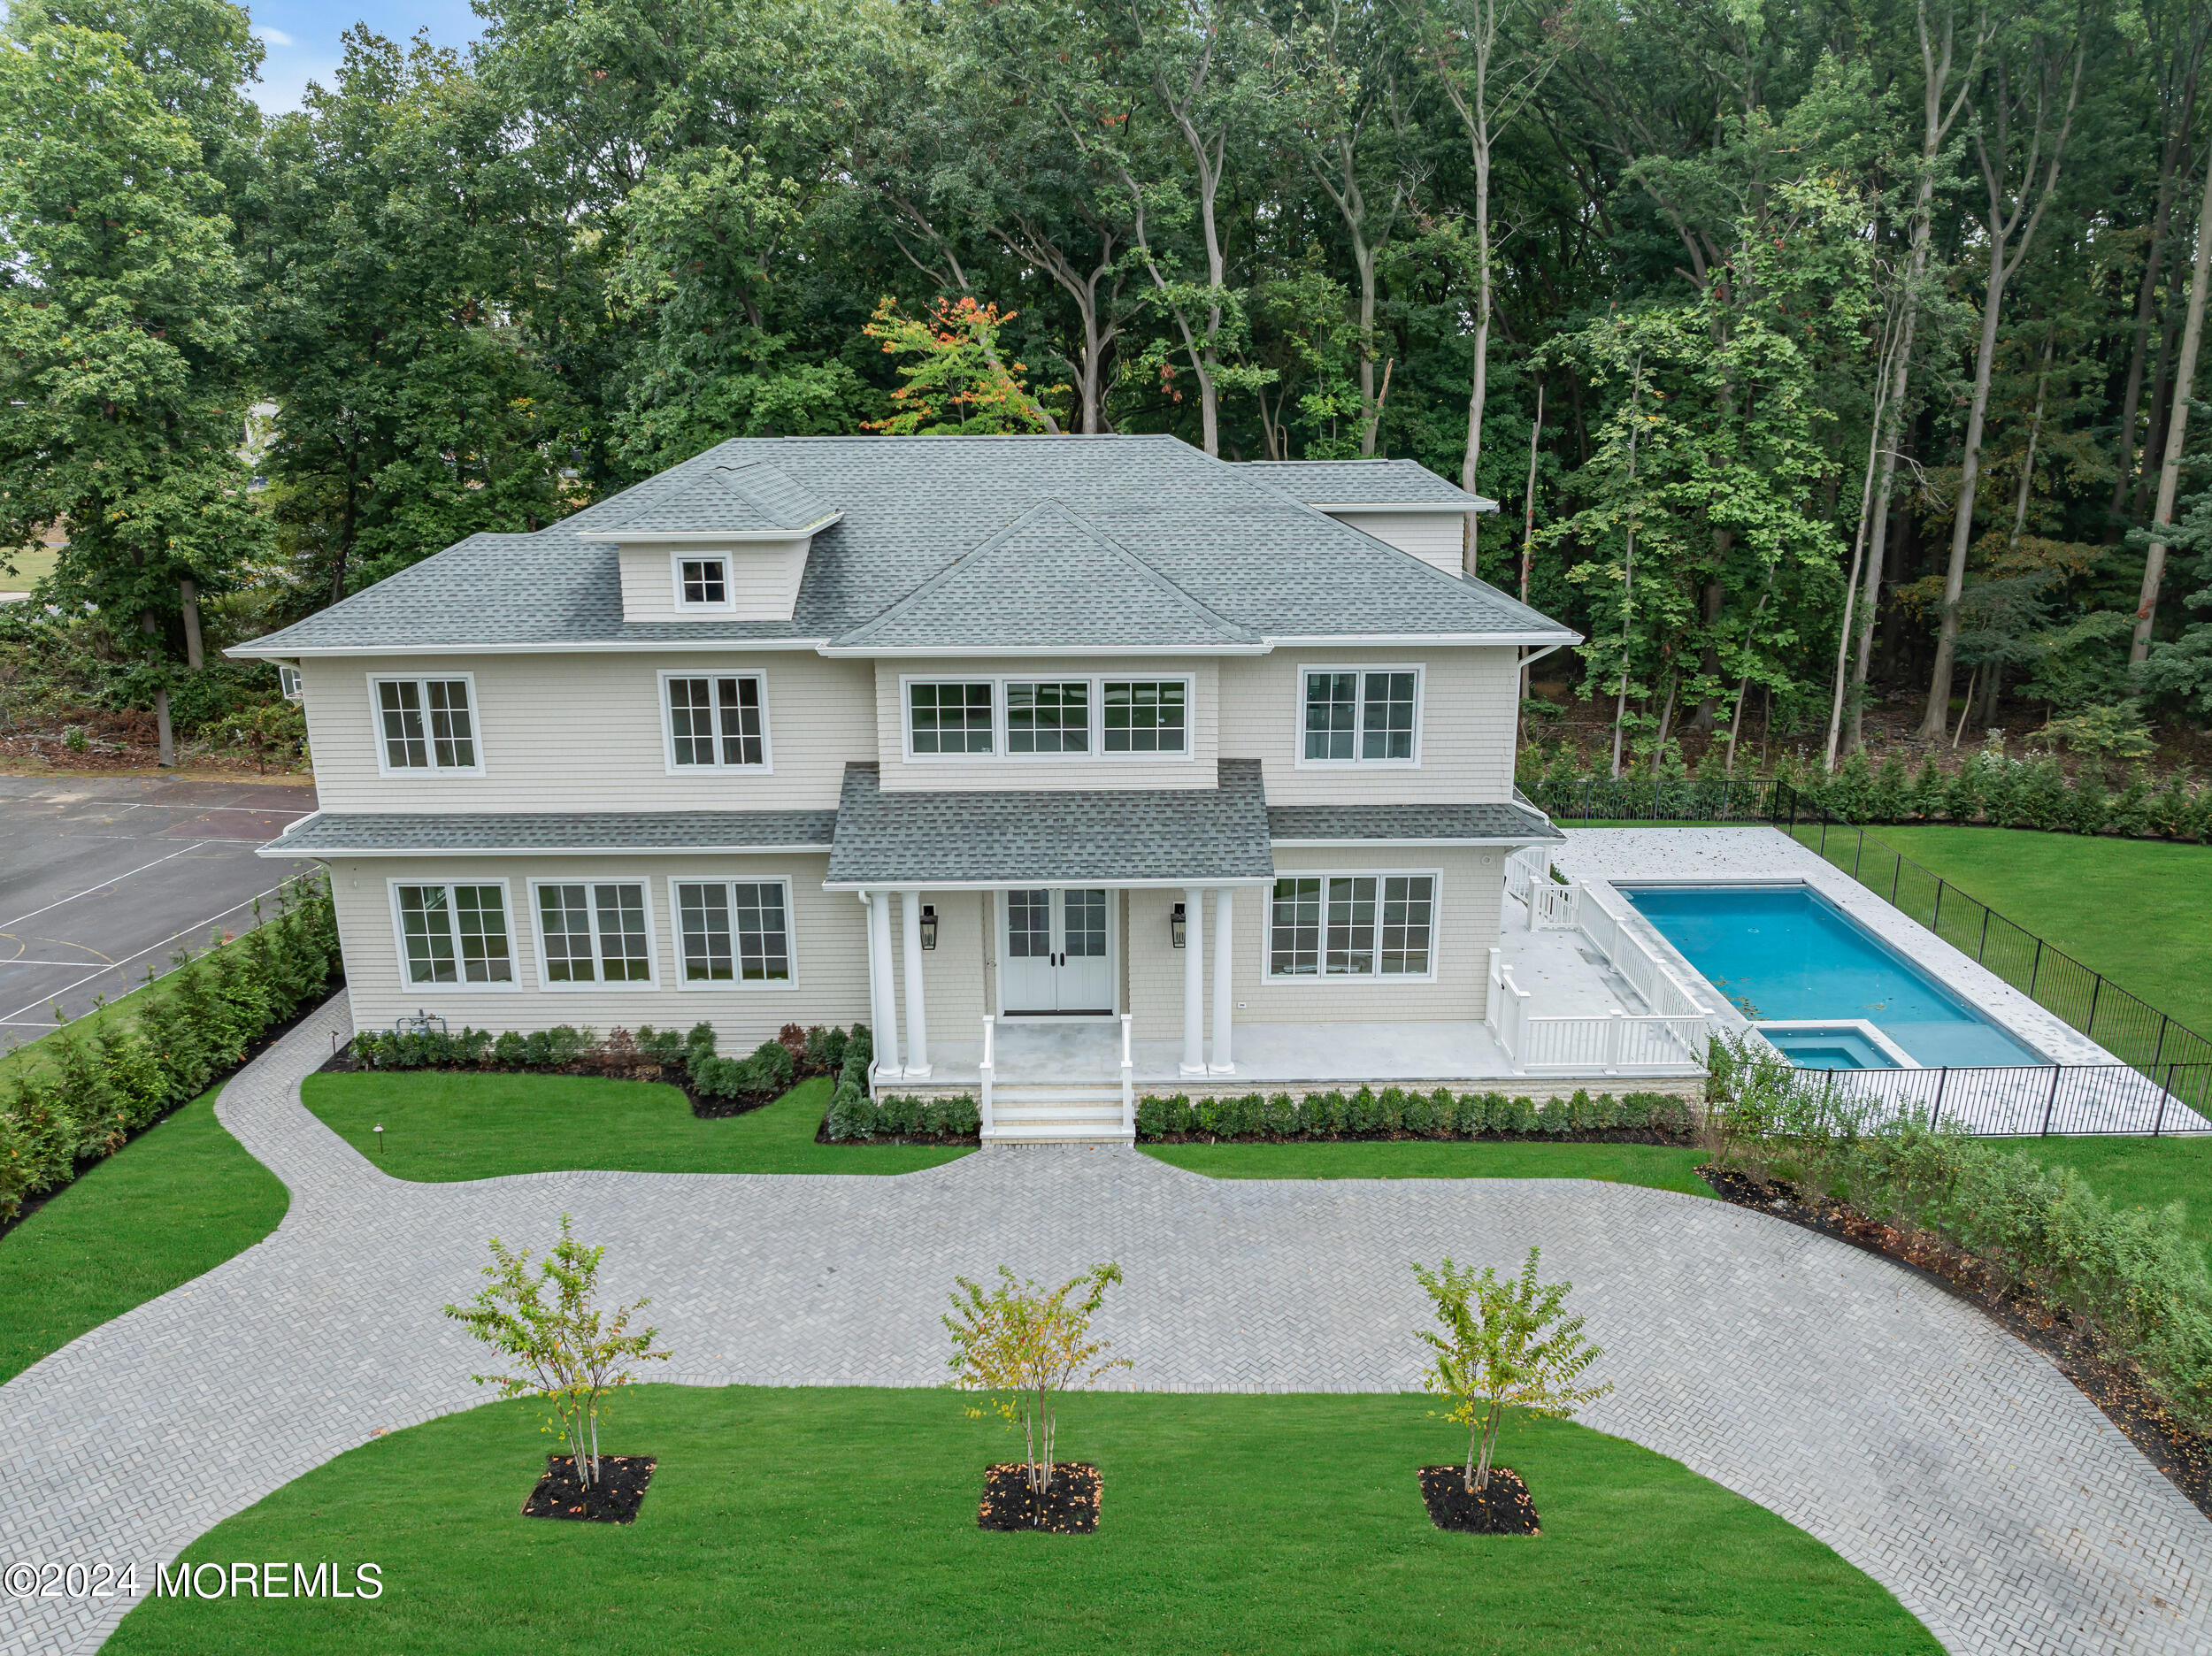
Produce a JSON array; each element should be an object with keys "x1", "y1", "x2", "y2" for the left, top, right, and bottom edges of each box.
[
  {"x1": 1412, "y1": 1247, "x2": 1609, "y2": 1496},
  {"x1": 863, "y1": 296, "x2": 1061, "y2": 433},
  {"x1": 0, "y1": 19, "x2": 264, "y2": 765},
  {"x1": 444, "y1": 1215, "x2": 670, "y2": 1489},
  {"x1": 944, "y1": 1261, "x2": 1128, "y2": 1499}
]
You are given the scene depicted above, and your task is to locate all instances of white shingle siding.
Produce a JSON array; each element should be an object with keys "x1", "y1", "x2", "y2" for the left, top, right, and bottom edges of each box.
[
  {"x1": 615, "y1": 540, "x2": 812, "y2": 622},
  {"x1": 303, "y1": 652, "x2": 873, "y2": 813},
  {"x1": 1327, "y1": 510, "x2": 1468, "y2": 577},
  {"x1": 329, "y1": 852, "x2": 869, "y2": 1048}
]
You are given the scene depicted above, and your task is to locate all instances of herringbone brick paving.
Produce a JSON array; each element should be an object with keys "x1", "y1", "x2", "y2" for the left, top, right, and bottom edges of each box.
[{"x1": 1, "y1": 993, "x2": 2207, "y2": 1653}]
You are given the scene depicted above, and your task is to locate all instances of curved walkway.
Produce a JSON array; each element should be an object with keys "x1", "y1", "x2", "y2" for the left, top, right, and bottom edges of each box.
[{"x1": 3, "y1": 993, "x2": 2208, "y2": 1655}]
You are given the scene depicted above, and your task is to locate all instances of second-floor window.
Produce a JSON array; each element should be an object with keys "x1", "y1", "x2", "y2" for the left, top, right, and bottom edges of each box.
[
  {"x1": 677, "y1": 556, "x2": 729, "y2": 608},
  {"x1": 906, "y1": 676, "x2": 1193, "y2": 760},
  {"x1": 665, "y1": 673, "x2": 767, "y2": 768},
  {"x1": 1302, "y1": 667, "x2": 1420, "y2": 763},
  {"x1": 375, "y1": 676, "x2": 478, "y2": 772}
]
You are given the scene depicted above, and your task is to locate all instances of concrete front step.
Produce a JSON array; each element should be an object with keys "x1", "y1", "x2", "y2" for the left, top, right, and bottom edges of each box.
[{"x1": 983, "y1": 1087, "x2": 1133, "y2": 1144}]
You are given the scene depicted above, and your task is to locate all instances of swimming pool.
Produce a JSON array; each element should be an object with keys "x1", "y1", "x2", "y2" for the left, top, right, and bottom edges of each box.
[{"x1": 1618, "y1": 884, "x2": 2048, "y2": 1069}]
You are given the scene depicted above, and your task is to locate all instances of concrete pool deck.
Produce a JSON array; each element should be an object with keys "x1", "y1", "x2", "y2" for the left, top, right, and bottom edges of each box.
[{"x1": 1551, "y1": 826, "x2": 2211, "y2": 1134}]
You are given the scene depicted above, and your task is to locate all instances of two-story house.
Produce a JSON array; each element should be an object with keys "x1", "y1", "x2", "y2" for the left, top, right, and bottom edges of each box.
[{"x1": 242, "y1": 433, "x2": 1594, "y2": 1139}]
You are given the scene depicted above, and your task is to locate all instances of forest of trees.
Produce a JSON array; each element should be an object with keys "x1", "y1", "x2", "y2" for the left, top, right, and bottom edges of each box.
[{"x1": 6, "y1": 0, "x2": 2212, "y2": 775}]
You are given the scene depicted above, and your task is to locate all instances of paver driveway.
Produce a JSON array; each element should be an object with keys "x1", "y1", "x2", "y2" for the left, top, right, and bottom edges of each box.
[{"x1": 4, "y1": 993, "x2": 2209, "y2": 1655}]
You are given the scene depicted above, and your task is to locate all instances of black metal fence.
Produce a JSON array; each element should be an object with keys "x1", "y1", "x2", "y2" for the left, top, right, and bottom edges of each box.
[{"x1": 1527, "y1": 775, "x2": 2212, "y2": 1134}]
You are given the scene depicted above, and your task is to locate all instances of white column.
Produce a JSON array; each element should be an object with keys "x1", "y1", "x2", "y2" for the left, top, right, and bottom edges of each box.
[
  {"x1": 901, "y1": 887, "x2": 930, "y2": 1078},
  {"x1": 868, "y1": 890, "x2": 902, "y2": 1077},
  {"x1": 1210, "y1": 887, "x2": 1234, "y2": 1074},
  {"x1": 1180, "y1": 886, "x2": 1207, "y2": 1076}
]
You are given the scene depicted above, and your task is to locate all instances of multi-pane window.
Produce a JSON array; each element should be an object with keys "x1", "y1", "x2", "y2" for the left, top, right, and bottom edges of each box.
[
  {"x1": 909, "y1": 682, "x2": 995, "y2": 755},
  {"x1": 395, "y1": 883, "x2": 512, "y2": 985},
  {"x1": 679, "y1": 557, "x2": 728, "y2": 606},
  {"x1": 1007, "y1": 889, "x2": 1050, "y2": 958},
  {"x1": 1268, "y1": 873, "x2": 1434, "y2": 978},
  {"x1": 667, "y1": 674, "x2": 766, "y2": 767},
  {"x1": 1302, "y1": 669, "x2": 1420, "y2": 763},
  {"x1": 377, "y1": 677, "x2": 477, "y2": 770},
  {"x1": 1102, "y1": 681, "x2": 1187, "y2": 753},
  {"x1": 535, "y1": 883, "x2": 653, "y2": 985},
  {"x1": 1007, "y1": 681, "x2": 1089, "y2": 754},
  {"x1": 674, "y1": 880, "x2": 791, "y2": 984},
  {"x1": 1063, "y1": 888, "x2": 1108, "y2": 958}
]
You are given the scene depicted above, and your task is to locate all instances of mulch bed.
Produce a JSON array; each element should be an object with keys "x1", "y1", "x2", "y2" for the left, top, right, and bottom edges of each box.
[
  {"x1": 1701, "y1": 1163, "x2": 2212, "y2": 1521},
  {"x1": 521, "y1": 1454, "x2": 657, "y2": 1523},
  {"x1": 1417, "y1": 1466, "x2": 1541, "y2": 1534},
  {"x1": 977, "y1": 1461, "x2": 1101, "y2": 1532}
]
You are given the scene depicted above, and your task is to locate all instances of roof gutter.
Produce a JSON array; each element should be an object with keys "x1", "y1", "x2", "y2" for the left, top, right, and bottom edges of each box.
[{"x1": 826, "y1": 874, "x2": 1278, "y2": 893}]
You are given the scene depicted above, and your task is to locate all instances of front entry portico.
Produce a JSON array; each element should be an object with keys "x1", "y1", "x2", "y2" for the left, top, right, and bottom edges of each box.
[{"x1": 998, "y1": 888, "x2": 1115, "y2": 1017}]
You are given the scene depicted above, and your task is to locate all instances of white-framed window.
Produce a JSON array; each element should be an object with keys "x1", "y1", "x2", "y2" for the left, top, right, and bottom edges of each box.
[
  {"x1": 277, "y1": 664, "x2": 303, "y2": 703},
  {"x1": 671, "y1": 878, "x2": 794, "y2": 987},
  {"x1": 1267, "y1": 871, "x2": 1438, "y2": 979},
  {"x1": 902, "y1": 675, "x2": 1195, "y2": 762},
  {"x1": 1102, "y1": 679, "x2": 1187, "y2": 753},
  {"x1": 1299, "y1": 666, "x2": 1422, "y2": 765},
  {"x1": 529, "y1": 880, "x2": 657, "y2": 989},
  {"x1": 372, "y1": 674, "x2": 481, "y2": 774},
  {"x1": 389, "y1": 879, "x2": 516, "y2": 988},
  {"x1": 662, "y1": 671, "x2": 770, "y2": 770},
  {"x1": 672, "y1": 552, "x2": 733, "y2": 611},
  {"x1": 908, "y1": 680, "x2": 996, "y2": 755}
]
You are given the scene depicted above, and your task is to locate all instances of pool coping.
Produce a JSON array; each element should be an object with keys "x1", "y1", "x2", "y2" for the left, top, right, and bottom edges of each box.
[
  {"x1": 1551, "y1": 828, "x2": 2125, "y2": 1071},
  {"x1": 1755, "y1": 1017, "x2": 1923, "y2": 1070}
]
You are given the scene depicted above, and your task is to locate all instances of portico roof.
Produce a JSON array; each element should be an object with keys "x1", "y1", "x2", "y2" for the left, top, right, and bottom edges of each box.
[{"x1": 824, "y1": 760, "x2": 1275, "y2": 889}]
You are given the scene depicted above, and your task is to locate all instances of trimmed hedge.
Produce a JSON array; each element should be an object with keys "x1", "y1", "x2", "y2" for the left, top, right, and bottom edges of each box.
[
  {"x1": 352, "y1": 1018, "x2": 864, "y2": 1105},
  {"x1": 1786, "y1": 747, "x2": 2205, "y2": 839},
  {"x1": 817, "y1": 1083, "x2": 1694, "y2": 1145},
  {"x1": 1708, "y1": 1038, "x2": 2212, "y2": 1432},
  {"x1": 0, "y1": 876, "x2": 341, "y2": 1224}
]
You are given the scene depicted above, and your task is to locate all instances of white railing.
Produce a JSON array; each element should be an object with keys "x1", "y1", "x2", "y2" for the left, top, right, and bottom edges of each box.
[
  {"x1": 979, "y1": 1016, "x2": 995, "y2": 1137},
  {"x1": 1504, "y1": 845, "x2": 1551, "y2": 909},
  {"x1": 1488, "y1": 949, "x2": 1704, "y2": 1073},
  {"x1": 1120, "y1": 1013, "x2": 1135, "y2": 1138},
  {"x1": 1531, "y1": 880, "x2": 1580, "y2": 930},
  {"x1": 1577, "y1": 884, "x2": 1709, "y2": 1021}
]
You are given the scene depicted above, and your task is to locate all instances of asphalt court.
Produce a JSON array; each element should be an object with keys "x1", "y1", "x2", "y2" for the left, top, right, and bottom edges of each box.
[{"x1": 0, "y1": 774, "x2": 319, "y2": 1049}]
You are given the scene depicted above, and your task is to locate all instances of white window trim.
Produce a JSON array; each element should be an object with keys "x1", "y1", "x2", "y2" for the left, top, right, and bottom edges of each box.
[
  {"x1": 385, "y1": 877, "x2": 520, "y2": 993},
  {"x1": 898, "y1": 673, "x2": 1197, "y2": 764},
  {"x1": 657, "y1": 669, "x2": 775, "y2": 775},
  {"x1": 670, "y1": 549, "x2": 737, "y2": 613},
  {"x1": 1261, "y1": 867, "x2": 1443, "y2": 985},
  {"x1": 666, "y1": 875, "x2": 799, "y2": 992},
  {"x1": 277, "y1": 664, "x2": 303, "y2": 702},
  {"x1": 526, "y1": 878, "x2": 662, "y2": 993},
  {"x1": 1293, "y1": 663, "x2": 1425, "y2": 769},
  {"x1": 368, "y1": 671, "x2": 486, "y2": 778}
]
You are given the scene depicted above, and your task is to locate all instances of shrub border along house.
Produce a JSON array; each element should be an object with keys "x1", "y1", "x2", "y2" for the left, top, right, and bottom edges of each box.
[{"x1": 0, "y1": 876, "x2": 340, "y2": 1228}]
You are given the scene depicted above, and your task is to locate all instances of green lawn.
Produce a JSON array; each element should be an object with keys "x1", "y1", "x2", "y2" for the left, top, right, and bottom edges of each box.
[
  {"x1": 1799, "y1": 824, "x2": 2212, "y2": 1037},
  {"x1": 107, "y1": 1385, "x2": 1936, "y2": 1656},
  {"x1": 1147, "y1": 1138, "x2": 1715, "y2": 1198},
  {"x1": 0, "y1": 540, "x2": 57, "y2": 590},
  {"x1": 303, "y1": 1072, "x2": 971, "y2": 1179},
  {"x1": 0, "y1": 1086, "x2": 287, "y2": 1384}
]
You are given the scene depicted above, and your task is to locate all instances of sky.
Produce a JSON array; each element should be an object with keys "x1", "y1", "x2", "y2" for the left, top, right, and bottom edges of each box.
[{"x1": 247, "y1": 0, "x2": 481, "y2": 113}]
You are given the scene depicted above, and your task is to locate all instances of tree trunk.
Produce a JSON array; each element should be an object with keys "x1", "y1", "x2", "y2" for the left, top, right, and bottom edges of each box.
[
  {"x1": 141, "y1": 609, "x2": 173, "y2": 767},
  {"x1": 1921, "y1": 237, "x2": 2008, "y2": 740},
  {"x1": 180, "y1": 578, "x2": 203, "y2": 671},
  {"x1": 2132, "y1": 133, "x2": 2212, "y2": 661},
  {"x1": 2110, "y1": 67, "x2": 2197, "y2": 520},
  {"x1": 1463, "y1": 111, "x2": 1493, "y2": 528}
]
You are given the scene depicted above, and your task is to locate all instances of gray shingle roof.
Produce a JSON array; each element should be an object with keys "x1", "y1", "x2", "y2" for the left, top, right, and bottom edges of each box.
[
  {"x1": 595, "y1": 462, "x2": 836, "y2": 536},
  {"x1": 238, "y1": 436, "x2": 1572, "y2": 655},
  {"x1": 1242, "y1": 458, "x2": 1495, "y2": 510},
  {"x1": 1267, "y1": 801, "x2": 1562, "y2": 845},
  {"x1": 832, "y1": 502, "x2": 1256, "y2": 650},
  {"x1": 825, "y1": 760, "x2": 1274, "y2": 886},
  {"x1": 259, "y1": 809, "x2": 837, "y2": 858}
]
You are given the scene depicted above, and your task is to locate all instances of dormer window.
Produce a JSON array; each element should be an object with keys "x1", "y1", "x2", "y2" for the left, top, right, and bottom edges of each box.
[{"x1": 677, "y1": 556, "x2": 730, "y2": 610}]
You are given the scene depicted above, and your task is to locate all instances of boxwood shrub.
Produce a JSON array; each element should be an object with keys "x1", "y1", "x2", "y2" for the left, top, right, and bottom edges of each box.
[{"x1": 1134, "y1": 1085, "x2": 1692, "y2": 1143}]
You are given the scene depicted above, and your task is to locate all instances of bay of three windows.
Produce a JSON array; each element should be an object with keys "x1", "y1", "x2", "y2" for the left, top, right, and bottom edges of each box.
[
  {"x1": 909, "y1": 678, "x2": 1188, "y2": 757},
  {"x1": 394, "y1": 878, "x2": 792, "y2": 989}
]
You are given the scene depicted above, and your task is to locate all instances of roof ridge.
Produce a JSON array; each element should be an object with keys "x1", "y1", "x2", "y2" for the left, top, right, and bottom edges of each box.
[{"x1": 831, "y1": 499, "x2": 1256, "y2": 647}]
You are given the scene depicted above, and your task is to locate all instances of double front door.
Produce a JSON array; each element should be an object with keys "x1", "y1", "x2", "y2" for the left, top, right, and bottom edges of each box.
[{"x1": 999, "y1": 888, "x2": 1115, "y2": 1016}]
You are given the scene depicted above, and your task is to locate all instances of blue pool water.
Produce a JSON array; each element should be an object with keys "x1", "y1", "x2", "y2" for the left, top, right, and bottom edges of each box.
[
  {"x1": 1620, "y1": 884, "x2": 2048, "y2": 1069},
  {"x1": 1758, "y1": 1024, "x2": 1899, "y2": 1070}
]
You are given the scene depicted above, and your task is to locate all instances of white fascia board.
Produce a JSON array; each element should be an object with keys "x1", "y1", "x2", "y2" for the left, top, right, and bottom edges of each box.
[
  {"x1": 260, "y1": 840, "x2": 833, "y2": 860},
  {"x1": 580, "y1": 513, "x2": 841, "y2": 542},
  {"x1": 1269, "y1": 835, "x2": 1559, "y2": 848},
  {"x1": 1310, "y1": 500, "x2": 1498, "y2": 514},
  {"x1": 227, "y1": 638, "x2": 832, "y2": 659},
  {"x1": 823, "y1": 875, "x2": 1278, "y2": 893},
  {"x1": 1259, "y1": 630, "x2": 1581, "y2": 648},
  {"x1": 816, "y1": 642, "x2": 1272, "y2": 658}
]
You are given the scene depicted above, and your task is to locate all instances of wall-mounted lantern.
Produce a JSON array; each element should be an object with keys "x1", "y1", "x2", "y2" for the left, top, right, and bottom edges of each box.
[
  {"x1": 1170, "y1": 901, "x2": 1187, "y2": 948},
  {"x1": 919, "y1": 903, "x2": 939, "y2": 950}
]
